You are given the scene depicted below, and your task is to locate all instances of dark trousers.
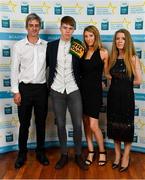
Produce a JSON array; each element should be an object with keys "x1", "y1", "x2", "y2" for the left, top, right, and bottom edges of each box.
[
  {"x1": 18, "y1": 82, "x2": 48, "y2": 154},
  {"x1": 50, "y1": 89, "x2": 83, "y2": 155}
]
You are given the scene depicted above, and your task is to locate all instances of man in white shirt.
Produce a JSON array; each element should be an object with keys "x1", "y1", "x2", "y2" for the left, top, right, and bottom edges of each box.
[
  {"x1": 46, "y1": 16, "x2": 88, "y2": 170},
  {"x1": 11, "y1": 13, "x2": 49, "y2": 169}
]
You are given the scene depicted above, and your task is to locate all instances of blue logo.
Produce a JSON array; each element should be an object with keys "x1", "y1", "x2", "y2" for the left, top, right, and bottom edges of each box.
[
  {"x1": 54, "y1": 3, "x2": 62, "y2": 15},
  {"x1": 134, "y1": 106, "x2": 139, "y2": 116},
  {"x1": 120, "y1": 3, "x2": 128, "y2": 14},
  {"x1": 21, "y1": 2, "x2": 29, "y2": 13},
  {"x1": 2, "y1": 16, "x2": 10, "y2": 28},
  {"x1": 3, "y1": 76, "x2": 11, "y2": 87},
  {"x1": 87, "y1": 4, "x2": 95, "y2": 15},
  {"x1": 133, "y1": 135, "x2": 138, "y2": 143},
  {"x1": 136, "y1": 48, "x2": 142, "y2": 59},
  {"x1": 5, "y1": 132, "x2": 13, "y2": 142},
  {"x1": 4, "y1": 104, "x2": 12, "y2": 114},
  {"x1": 68, "y1": 130, "x2": 73, "y2": 137},
  {"x1": 41, "y1": 21, "x2": 44, "y2": 29},
  {"x1": 2, "y1": 46, "x2": 11, "y2": 57},
  {"x1": 101, "y1": 19, "x2": 109, "y2": 30},
  {"x1": 135, "y1": 18, "x2": 143, "y2": 30}
]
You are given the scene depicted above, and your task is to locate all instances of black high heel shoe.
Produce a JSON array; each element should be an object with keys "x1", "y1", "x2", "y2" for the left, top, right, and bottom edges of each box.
[
  {"x1": 85, "y1": 151, "x2": 96, "y2": 165},
  {"x1": 119, "y1": 158, "x2": 130, "y2": 172},
  {"x1": 112, "y1": 155, "x2": 122, "y2": 169},
  {"x1": 98, "y1": 151, "x2": 107, "y2": 166},
  {"x1": 112, "y1": 162, "x2": 119, "y2": 169}
]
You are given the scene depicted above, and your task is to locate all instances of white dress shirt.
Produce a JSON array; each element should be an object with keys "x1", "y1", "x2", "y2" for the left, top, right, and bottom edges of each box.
[
  {"x1": 51, "y1": 39, "x2": 78, "y2": 94},
  {"x1": 11, "y1": 37, "x2": 47, "y2": 93}
]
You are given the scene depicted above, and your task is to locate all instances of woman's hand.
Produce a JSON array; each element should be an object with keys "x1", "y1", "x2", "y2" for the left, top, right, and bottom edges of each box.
[{"x1": 105, "y1": 74, "x2": 112, "y2": 80}]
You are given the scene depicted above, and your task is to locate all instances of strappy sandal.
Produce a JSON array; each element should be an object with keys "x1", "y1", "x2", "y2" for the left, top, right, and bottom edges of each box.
[
  {"x1": 98, "y1": 151, "x2": 107, "y2": 166},
  {"x1": 85, "y1": 151, "x2": 96, "y2": 165}
]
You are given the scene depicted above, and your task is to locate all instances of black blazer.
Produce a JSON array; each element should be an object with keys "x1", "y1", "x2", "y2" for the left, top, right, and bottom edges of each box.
[{"x1": 46, "y1": 39, "x2": 81, "y2": 93}]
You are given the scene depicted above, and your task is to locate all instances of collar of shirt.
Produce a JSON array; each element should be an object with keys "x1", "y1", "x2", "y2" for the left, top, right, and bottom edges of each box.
[
  {"x1": 24, "y1": 37, "x2": 43, "y2": 45},
  {"x1": 59, "y1": 39, "x2": 71, "y2": 47}
]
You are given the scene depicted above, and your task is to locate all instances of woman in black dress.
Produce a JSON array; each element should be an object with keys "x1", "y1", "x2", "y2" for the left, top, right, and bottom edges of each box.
[
  {"x1": 107, "y1": 29, "x2": 142, "y2": 172},
  {"x1": 80, "y1": 25, "x2": 109, "y2": 166}
]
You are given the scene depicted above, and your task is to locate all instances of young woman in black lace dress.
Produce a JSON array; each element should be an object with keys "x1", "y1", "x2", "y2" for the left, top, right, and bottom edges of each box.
[{"x1": 107, "y1": 29, "x2": 142, "y2": 172}]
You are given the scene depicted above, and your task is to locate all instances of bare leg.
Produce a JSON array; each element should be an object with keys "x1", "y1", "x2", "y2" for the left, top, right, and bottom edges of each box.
[
  {"x1": 89, "y1": 117, "x2": 106, "y2": 165},
  {"x1": 83, "y1": 115, "x2": 94, "y2": 164},
  {"x1": 114, "y1": 140, "x2": 121, "y2": 164},
  {"x1": 121, "y1": 142, "x2": 131, "y2": 167}
]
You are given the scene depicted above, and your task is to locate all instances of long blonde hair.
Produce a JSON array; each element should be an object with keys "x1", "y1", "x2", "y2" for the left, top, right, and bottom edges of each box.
[
  {"x1": 83, "y1": 25, "x2": 103, "y2": 51},
  {"x1": 110, "y1": 29, "x2": 136, "y2": 77}
]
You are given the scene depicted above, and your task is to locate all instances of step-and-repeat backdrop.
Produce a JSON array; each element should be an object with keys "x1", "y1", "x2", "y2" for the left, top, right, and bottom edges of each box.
[{"x1": 0, "y1": 0, "x2": 145, "y2": 153}]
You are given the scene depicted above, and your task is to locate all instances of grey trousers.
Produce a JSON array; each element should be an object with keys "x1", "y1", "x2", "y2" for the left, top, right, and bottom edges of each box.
[{"x1": 50, "y1": 89, "x2": 83, "y2": 155}]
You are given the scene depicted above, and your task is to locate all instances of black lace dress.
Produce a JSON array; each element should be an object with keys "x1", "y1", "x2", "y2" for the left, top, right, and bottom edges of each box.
[{"x1": 107, "y1": 59, "x2": 134, "y2": 142}]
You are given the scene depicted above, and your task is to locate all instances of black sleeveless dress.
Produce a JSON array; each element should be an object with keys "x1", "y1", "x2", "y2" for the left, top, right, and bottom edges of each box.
[
  {"x1": 80, "y1": 49, "x2": 104, "y2": 119},
  {"x1": 107, "y1": 59, "x2": 134, "y2": 142}
]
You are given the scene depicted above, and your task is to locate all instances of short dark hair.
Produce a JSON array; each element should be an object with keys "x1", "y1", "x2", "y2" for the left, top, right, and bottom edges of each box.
[
  {"x1": 26, "y1": 13, "x2": 41, "y2": 28},
  {"x1": 61, "y1": 16, "x2": 76, "y2": 29}
]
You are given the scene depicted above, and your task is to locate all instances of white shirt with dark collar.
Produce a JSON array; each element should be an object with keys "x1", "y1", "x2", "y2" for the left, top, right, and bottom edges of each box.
[
  {"x1": 11, "y1": 37, "x2": 47, "y2": 93},
  {"x1": 51, "y1": 39, "x2": 78, "y2": 94}
]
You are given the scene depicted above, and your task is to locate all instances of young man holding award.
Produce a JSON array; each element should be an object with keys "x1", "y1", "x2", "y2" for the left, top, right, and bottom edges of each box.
[{"x1": 46, "y1": 16, "x2": 88, "y2": 170}]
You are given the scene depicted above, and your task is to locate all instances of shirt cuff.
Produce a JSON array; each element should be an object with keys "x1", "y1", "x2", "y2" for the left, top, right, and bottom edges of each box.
[{"x1": 11, "y1": 86, "x2": 19, "y2": 94}]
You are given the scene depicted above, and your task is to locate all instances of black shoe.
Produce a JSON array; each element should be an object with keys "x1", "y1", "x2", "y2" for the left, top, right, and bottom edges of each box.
[
  {"x1": 15, "y1": 152, "x2": 27, "y2": 169},
  {"x1": 75, "y1": 154, "x2": 89, "y2": 170},
  {"x1": 112, "y1": 162, "x2": 119, "y2": 169},
  {"x1": 119, "y1": 158, "x2": 130, "y2": 172},
  {"x1": 36, "y1": 152, "x2": 49, "y2": 165},
  {"x1": 55, "y1": 154, "x2": 68, "y2": 169},
  {"x1": 119, "y1": 166, "x2": 128, "y2": 172},
  {"x1": 112, "y1": 154, "x2": 122, "y2": 169},
  {"x1": 85, "y1": 151, "x2": 96, "y2": 165},
  {"x1": 98, "y1": 151, "x2": 107, "y2": 166}
]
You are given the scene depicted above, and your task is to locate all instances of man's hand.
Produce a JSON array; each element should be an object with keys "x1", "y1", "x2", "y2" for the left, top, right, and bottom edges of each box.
[{"x1": 13, "y1": 93, "x2": 21, "y2": 106}]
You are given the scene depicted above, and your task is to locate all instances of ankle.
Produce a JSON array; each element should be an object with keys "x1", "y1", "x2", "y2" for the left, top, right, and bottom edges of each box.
[
  {"x1": 115, "y1": 155, "x2": 121, "y2": 162},
  {"x1": 87, "y1": 153, "x2": 94, "y2": 158},
  {"x1": 121, "y1": 156, "x2": 130, "y2": 166}
]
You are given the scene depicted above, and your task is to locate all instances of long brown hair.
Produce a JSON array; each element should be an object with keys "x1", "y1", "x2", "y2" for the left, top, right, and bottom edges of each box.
[
  {"x1": 110, "y1": 29, "x2": 136, "y2": 77},
  {"x1": 83, "y1": 25, "x2": 103, "y2": 51}
]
